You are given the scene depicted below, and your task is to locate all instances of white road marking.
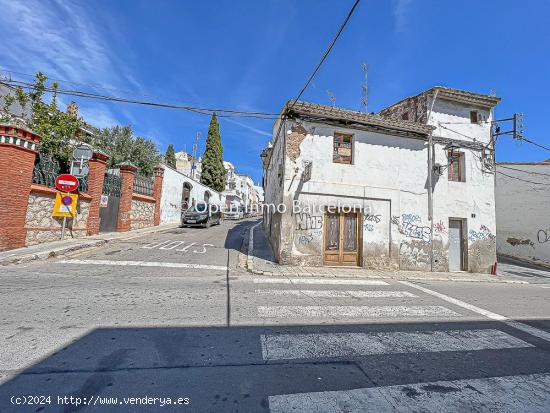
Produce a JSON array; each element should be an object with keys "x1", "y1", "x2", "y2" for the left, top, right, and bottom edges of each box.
[
  {"x1": 269, "y1": 373, "x2": 550, "y2": 413},
  {"x1": 255, "y1": 290, "x2": 417, "y2": 298},
  {"x1": 58, "y1": 259, "x2": 226, "y2": 271},
  {"x1": 142, "y1": 240, "x2": 172, "y2": 249},
  {"x1": 159, "y1": 241, "x2": 185, "y2": 250},
  {"x1": 254, "y1": 278, "x2": 389, "y2": 286},
  {"x1": 177, "y1": 242, "x2": 196, "y2": 252},
  {"x1": 400, "y1": 281, "x2": 550, "y2": 343},
  {"x1": 260, "y1": 329, "x2": 533, "y2": 361},
  {"x1": 258, "y1": 305, "x2": 460, "y2": 318}
]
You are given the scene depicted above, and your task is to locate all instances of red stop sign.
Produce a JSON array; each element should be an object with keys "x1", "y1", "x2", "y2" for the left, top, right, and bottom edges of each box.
[{"x1": 55, "y1": 174, "x2": 79, "y2": 192}]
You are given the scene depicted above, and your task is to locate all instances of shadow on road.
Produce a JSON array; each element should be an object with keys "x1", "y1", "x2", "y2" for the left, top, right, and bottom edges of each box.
[{"x1": 2, "y1": 319, "x2": 550, "y2": 412}]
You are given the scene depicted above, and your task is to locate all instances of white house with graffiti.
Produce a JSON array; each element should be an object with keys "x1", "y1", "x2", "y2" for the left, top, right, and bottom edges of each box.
[{"x1": 262, "y1": 87, "x2": 501, "y2": 273}]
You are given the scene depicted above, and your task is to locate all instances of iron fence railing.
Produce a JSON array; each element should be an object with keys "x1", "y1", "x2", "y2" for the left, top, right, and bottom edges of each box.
[
  {"x1": 32, "y1": 155, "x2": 88, "y2": 192},
  {"x1": 103, "y1": 171, "x2": 122, "y2": 197},
  {"x1": 133, "y1": 174, "x2": 154, "y2": 196},
  {"x1": 32, "y1": 155, "x2": 60, "y2": 188}
]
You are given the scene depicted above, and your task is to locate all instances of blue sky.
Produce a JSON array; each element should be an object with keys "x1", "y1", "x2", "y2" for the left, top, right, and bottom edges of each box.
[{"x1": 1, "y1": 0, "x2": 548, "y2": 182}]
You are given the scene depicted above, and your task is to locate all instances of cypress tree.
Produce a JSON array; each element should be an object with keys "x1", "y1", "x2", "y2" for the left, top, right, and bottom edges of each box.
[
  {"x1": 200, "y1": 113, "x2": 225, "y2": 192},
  {"x1": 165, "y1": 144, "x2": 176, "y2": 168}
]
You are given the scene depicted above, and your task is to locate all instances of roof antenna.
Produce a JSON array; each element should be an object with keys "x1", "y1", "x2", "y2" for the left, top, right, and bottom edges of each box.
[
  {"x1": 361, "y1": 63, "x2": 368, "y2": 113},
  {"x1": 326, "y1": 90, "x2": 336, "y2": 107}
]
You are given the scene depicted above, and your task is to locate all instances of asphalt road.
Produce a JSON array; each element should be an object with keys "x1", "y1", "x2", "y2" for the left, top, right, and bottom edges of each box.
[{"x1": 1, "y1": 219, "x2": 550, "y2": 412}]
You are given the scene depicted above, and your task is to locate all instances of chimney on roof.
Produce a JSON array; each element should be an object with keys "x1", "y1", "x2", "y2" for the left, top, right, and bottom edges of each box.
[{"x1": 66, "y1": 101, "x2": 78, "y2": 117}]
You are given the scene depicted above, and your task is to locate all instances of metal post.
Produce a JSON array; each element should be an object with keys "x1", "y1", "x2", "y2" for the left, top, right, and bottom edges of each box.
[
  {"x1": 426, "y1": 89, "x2": 439, "y2": 272},
  {"x1": 61, "y1": 217, "x2": 67, "y2": 240}
]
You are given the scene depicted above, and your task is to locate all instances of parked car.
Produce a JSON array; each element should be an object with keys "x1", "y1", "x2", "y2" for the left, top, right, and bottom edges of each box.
[
  {"x1": 223, "y1": 206, "x2": 244, "y2": 220},
  {"x1": 181, "y1": 203, "x2": 222, "y2": 228}
]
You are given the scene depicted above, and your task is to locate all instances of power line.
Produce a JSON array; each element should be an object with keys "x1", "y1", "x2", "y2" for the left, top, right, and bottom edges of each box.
[
  {"x1": 496, "y1": 170, "x2": 550, "y2": 186},
  {"x1": 522, "y1": 137, "x2": 550, "y2": 152},
  {"x1": 288, "y1": 0, "x2": 361, "y2": 110},
  {"x1": 498, "y1": 163, "x2": 550, "y2": 177},
  {"x1": 0, "y1": 79, "x2": 280, "y2": 120},
  {"x1": 268, "y1": 0, "x2": 361, "y2": 172}
]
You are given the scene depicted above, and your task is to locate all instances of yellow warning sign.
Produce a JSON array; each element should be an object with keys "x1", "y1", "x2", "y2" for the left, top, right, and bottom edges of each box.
[{"x1": 52, "y1": 193, "x2": 78, "y2": 217}]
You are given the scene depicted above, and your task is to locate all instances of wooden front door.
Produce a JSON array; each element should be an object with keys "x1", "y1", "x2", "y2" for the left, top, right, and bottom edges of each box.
[{"x1": 324, "y1": 209, "x2": 360, "y2": 266}]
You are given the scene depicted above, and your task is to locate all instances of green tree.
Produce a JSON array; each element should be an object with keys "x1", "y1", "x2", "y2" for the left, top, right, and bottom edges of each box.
[
  {"x1": 93, "y1": 125, "x2": 160, "y2": 176},
  {"x1": 1, "y1": 72, "x2": 81, "y2": 163},
  {"x1": 165, "y1": 144, "x2": 176, "y2": 168},
  {"x1": 200, "y1": 113, "x2": 225, "y2": 192}
]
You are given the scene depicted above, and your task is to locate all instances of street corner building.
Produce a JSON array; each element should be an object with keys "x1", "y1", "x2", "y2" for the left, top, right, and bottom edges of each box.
[{"x1": 261, "y1": 87, "x2": 501, "y2": 273}]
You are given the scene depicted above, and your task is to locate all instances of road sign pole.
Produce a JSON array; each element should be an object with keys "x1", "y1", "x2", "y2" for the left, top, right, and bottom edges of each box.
[{"x1": 61, "y1": 216, "x2": 67, "y2": 240}]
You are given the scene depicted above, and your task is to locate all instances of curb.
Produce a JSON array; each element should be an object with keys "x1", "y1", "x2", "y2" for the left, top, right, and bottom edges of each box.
[
  {"x1": 0, "y1": 224, "x2": 179, "y2": 266},
  {"x1": 246, "y1": 268, "x2": 529, "y2": 284},
  {"x1": 245, "y1": 221, "x2": 262, "y2": 273},
  {"x1": 0, "y1": 240, "x2": 109, "y2": 266}
]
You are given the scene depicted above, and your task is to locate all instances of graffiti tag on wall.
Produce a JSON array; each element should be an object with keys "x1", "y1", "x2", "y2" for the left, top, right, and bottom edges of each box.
[
  {"x1": 434, "y1": 220, "x2": 446, "y2": 234},
  {"x1": 468, "y1": 225, "x2": 495, "y2": 242},
  {"x1": 297, "y1": 233, "x2": 314, "y2": 245},
  {"x1": 392, "y1": 213, "x2": 431, "y2": 242},
  {"x1": 538, "y1": 229, "x2": 550, "y2": 244},
  {"x1": 295, "y1": 213, "x2": 323, "y2": 230},
  {"x1": 363, "y1": 214, "x2": 381, "y2": 224}
]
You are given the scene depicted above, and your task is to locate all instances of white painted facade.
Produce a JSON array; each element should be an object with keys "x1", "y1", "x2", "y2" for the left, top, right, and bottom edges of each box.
[
  {"x1": 263, "y1": 89, "x2": 499, "y2": 273},
  {"x1": 159, "y1": 164, "x2": 224, "y2": 225},
  {"x1": 495, "y1": 162, "x2": 550, "y2": 266}
]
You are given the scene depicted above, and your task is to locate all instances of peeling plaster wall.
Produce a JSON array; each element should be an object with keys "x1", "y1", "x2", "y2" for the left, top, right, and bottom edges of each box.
[
  {"x1": 496, "y1": 163, "x2": 550, "y2": 267},
  {"x1": 380, "y1": 93, "x2": 428, "y2": 123},
  {"x1": 263, "y1": 119, "x2": 287, "y2": 261},
  {"x1": 271, "y1": 112, "x2": 496, "y2": 273}
]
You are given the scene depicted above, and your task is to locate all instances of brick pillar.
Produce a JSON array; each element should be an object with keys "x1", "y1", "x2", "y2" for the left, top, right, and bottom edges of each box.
[
  {"x1": 116, "y1": 162, "x2": 137, "y2": 232},
  {"x1": 153, "y1": 165, "x2": 165, "y2": 226},
  {"x1": 86, "y1": 151, "x2": 110, "y2": 235},
  {"x1": 0, "y1": 124, "x2": 41, "y2": 250}
]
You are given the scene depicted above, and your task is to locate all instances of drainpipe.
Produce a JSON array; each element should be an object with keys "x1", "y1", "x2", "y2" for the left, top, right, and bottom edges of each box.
[{"x1": 426, "y1": 90, "x2": 439, "y2": 272}]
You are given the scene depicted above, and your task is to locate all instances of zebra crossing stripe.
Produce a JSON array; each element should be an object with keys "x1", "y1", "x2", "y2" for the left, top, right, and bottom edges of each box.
[
  {"x1": 260, "y1": 329, "x2": 533, "y2": 361},
  {"x1": 254, "y1": 290, "x2": 417, "y2": 298},
  {"x1": 400, "y1": 281, "x2": 550, "y2": 343},
  {"x1": 268, "y1": 373, "x2": 550, "y2": 413},
  {"x1": 58, "y1": 259, "x2": 227, "y2": 271},
  {"x1": 253, "y1": 278, "x2": 389, "y2": 286},
  {"x1": 258, "y1": 305, "x2": 460, "y2": 318}
]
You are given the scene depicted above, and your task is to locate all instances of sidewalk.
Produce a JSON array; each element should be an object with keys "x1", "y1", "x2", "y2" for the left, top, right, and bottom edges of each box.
[
  {"x1": 244, "y1": 221, "x2": 529, "y2": 284},
  {"x1": 0, "y1": 223, "x2": 180, "y2": 266}
]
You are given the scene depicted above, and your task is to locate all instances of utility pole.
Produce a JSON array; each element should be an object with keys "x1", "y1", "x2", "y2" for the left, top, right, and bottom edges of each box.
[
  {"x1": 361, "y1": 63, "x2": 368, "y2": 112},
  {"x1": 191, "y1": 131, "x2": 200, "y2": 180}
]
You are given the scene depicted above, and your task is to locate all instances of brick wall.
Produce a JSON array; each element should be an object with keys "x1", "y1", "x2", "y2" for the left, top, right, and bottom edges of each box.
[
  {"x1": 0, "y1": 125, "x2": 41, "y2": 251},
  {"x1": 0, "y1": 123, "x2": 166, "y2": 251}
]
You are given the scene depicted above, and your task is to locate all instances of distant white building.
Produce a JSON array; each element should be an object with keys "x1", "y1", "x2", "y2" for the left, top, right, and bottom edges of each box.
[
  {"x1": 175, "y1": 151, "x2": 201, "y2": 181},
  {"x1": 495, "y1": 160, "x2": 550, "y2": 267},
  {"x1": 262, "y1": 87, "x2": 500, "y2": 273},
  {"x1": 223, "y1": 161, "x2": 242, "y2": 209},
  {"x1": 159, "y1": 164, "x2": 224, "y2": 224}
]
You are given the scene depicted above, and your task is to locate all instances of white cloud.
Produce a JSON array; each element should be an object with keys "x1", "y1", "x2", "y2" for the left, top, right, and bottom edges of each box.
[
  {"x1": 393, "y1": 0, "x2": 412, "y2": 34},
  {"x1": 0, "y1": 0, "x2": 142, "y2": 126},
  {"x1": 223, "y1": 118, "x2": 272, "y2": 138}
]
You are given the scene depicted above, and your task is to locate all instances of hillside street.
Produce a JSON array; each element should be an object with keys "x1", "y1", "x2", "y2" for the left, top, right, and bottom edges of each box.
[{"x1": 1, "y1": 219, "x2": 550, "y2": 412}]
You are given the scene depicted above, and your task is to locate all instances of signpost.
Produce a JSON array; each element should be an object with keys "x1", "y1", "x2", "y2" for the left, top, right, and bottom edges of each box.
[
  {"x1": 71, "y1": 144, "x2": 93, "y2": 178},
  {"x1": 55, "y1": 174, "x2": 79, "y2": 192},
  {"x1": 54, "y1": 173, "x2": 79, "y2": 240}
]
